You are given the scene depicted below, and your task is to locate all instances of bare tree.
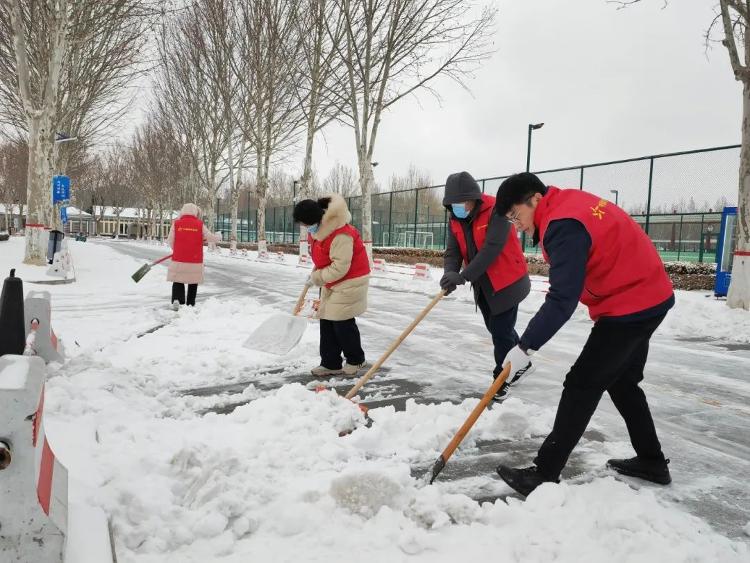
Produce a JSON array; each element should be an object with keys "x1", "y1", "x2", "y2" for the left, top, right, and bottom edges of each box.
[
  {"x1": 1, "y1": 0, "x2": 69, "y2": 262},
  {"x1": 331, "y1": 0, "x2": 496, "y2": 258},
  {"x1": 293, "y1": 0, "x2": 346, "y2": 255},
  {"x1": 0, "y1": 0, "x2": 158, "y2": 263},
  {"x1": 716, "y1": 0, "x2": 750, "y2": 309},
  {"x1": 190, "y1": 0, "x2": 253, "y2": 251},
  {"x1": 129, "y1": 119, "x2": 185, "y2": 240},
  {"x1": 323, "y1": 161, "x2": 358, "y2": 196},
  {"x1": 153, "y1": 6, "x2": 229, "y2": 231},
  {"x1": 0, "y1": 138, "x2": 26, "y2": 231},
  {"x1": 234, "y1": 0, "x2": 305, "y2": 253}
]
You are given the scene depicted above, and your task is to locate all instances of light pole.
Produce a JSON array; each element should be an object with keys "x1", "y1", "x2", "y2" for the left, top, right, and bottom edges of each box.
[
  {"x1": 610, "y1": 189, "x2": 619, "y2": 206},
  {"x1": 526, "y1": 123, "x2": 544, "y2": 172}
]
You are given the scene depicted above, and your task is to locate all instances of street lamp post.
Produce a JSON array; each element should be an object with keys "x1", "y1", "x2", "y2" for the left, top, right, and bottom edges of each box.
[
  {"x1": 526, "y1": 123, "x2": 544, "y2": 172},
  {"x1": 610, "y1": 189, "x2": 619, "y2": 206},
  {"x1": 522, "y1": 123, "x2": 544, "y2": 251}
]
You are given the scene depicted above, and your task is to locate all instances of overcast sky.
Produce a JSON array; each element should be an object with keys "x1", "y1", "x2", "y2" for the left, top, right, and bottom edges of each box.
[{"x1": 307, "y1": 0, "x2": 740, "y2": 207}]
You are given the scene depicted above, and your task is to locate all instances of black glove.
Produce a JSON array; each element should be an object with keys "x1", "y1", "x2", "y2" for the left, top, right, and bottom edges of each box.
[{"x1": 439, "y1": 271, "x2": 466, "y2": 295}]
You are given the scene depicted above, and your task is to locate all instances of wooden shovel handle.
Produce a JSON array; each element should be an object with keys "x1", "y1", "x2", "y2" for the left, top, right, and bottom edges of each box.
[
  {"x1": 292, "y1": 284, "x2": 311, "y2": 316},
  {"x1": 345, "y1": 290, "x2": 446, "y2": 400},
  {"x1": 438, "y1": 364, "x2": 511, "y2": 464}
]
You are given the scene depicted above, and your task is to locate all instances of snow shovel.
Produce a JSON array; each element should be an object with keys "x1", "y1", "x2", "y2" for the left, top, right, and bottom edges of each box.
[
  {"x1": 344, "y1": 290, "x2": 446, "y2": 400},
  {"x1": 428, "y1": 363, "x2": 511, "y2": 484},
  {"x1": 243, "y1": 285, "x2": 311, "y2": 355},
  {"x1": 131, "y1": 254, "x2": 172, "y2": 283}
]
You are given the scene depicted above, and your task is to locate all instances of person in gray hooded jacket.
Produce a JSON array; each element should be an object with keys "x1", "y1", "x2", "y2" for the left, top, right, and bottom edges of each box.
[{"x1": 440, "y1": 171, "x2": 532, "y2": 400}]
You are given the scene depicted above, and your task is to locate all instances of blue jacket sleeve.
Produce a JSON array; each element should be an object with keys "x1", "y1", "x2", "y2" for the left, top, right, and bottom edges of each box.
[{"x1": 519, "y1": 219, "x2": 591, "y2": 352}]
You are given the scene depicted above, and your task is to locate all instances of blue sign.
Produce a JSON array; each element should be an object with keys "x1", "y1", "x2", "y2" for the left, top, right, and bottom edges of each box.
[
  {"x1": 60, "y1": 206, "x2": 68, "y2": 224},
  {"x1": 714, "y1": 206, "x2": 737, "y2": 297},
  {"x1": 52, "y1": 175, "x2": 70, "y2": 203}
]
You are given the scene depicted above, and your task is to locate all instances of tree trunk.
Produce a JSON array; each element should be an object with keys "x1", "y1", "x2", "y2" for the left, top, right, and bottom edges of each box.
[
  {"x1": 357, "y1": 151, "x2": 374, "y2": 261},
  {"x1": 24, "y1": 114, "x2": 57, "y2": 264},
  {"x1": 256, "y1": 159, "x2": 268, "y2": 254},
  {"x1": 727, "y1": 83, "x2": 750, "y2": 309},
  {"x1": 230, "y1": 189, "x2": 240, "y2": 251},
  {"x1": 299, "y1": 122, "x2": 316, "y2": 258}
]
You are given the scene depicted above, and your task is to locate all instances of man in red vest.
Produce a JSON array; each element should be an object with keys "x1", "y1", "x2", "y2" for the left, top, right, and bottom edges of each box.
[
  {"x1": 440, "y1": 171, "x2": 531, "y2": 400},
  {"x1": 492, "y1": 173, "x2": 675, "y2": 496}
]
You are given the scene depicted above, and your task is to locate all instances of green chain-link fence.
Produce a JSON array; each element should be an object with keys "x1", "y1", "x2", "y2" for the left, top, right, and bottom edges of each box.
[{"x1": 215, "y1": 144, "x2": 739, "y2": 263}]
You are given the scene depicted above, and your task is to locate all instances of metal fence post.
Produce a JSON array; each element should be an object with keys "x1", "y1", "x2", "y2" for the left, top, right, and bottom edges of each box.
[
  {"x1": 255, "y1": 209, "x2": 258, "y2": 243},
  {"x1": 481, "y1": 179, "x2": 485, "y2": 194},
  {"x1": 388, "y1": 191, "x2": 394, "y2": 246},
  {"x1": 579, "y1": 167, "x2": 584, "y2": 190},
  {"x1": 413, "y1": 188, "x2": 419, "y2": 247},
  {"x1": 282, "y1": 206, "x2": 286, "y2": 243},
  {"x1": 645, "y1": 157, "x2": 654, "y2": 234},
  {"x1": 677, "y1": 214, "x2": 683, "y2": 261},
  {"x1": 698, "y1": 213, "x2": 705, "y2": 263}
]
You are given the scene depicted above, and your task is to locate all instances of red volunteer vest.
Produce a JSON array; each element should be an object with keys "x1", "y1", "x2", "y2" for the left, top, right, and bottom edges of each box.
[
  {"x1": 172, "y1": 215, "x2": 204, "y2": 264},
  {"x1": 310, "y1": 224, "x2": 371, "y2": 288},
  {"x1": 449, "y1": 194, "x2": 527, "y2": 292},
  {"x1": 536, "y1": 187, "x2": 673, "y2": 320}
]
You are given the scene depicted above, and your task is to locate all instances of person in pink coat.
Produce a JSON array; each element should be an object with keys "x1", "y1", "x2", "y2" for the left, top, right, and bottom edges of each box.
[{"x1": 167, "y1": 203, "x2": 220, "y2": 307}]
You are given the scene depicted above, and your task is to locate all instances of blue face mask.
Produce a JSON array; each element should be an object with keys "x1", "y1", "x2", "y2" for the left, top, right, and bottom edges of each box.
[
  {"x1": 451, "y1": 203, "x2": 469, "y2": 219},
  {"x1": 307, "y1": 223, "x2": 320, "y2": 234}
]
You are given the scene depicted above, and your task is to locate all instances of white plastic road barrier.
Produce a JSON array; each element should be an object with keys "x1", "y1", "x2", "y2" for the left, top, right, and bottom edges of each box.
[
  {"x1": 24, "y1": 291, "x2": 64, "y2": 364},
  {"x1": 373, "y1": 258, "x2": 386, "y2": 272},
  {"x1": 0, "y1": 355, "x2": 68, "y2": 562},
  {"x1": 412, "y1": 262, "x2": 431, "y2": 280},
  {"x1": 297, "y1": 254, "x2": 312, "y2": 268},
  {"x1": 46, "y1": 241, "x2": 72, "y2": 278}
]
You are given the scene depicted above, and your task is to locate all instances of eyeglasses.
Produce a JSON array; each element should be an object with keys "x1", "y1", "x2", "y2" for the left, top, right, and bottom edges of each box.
[{"x1": 505, "y1": 197, "x2": 533, "y2": 225}]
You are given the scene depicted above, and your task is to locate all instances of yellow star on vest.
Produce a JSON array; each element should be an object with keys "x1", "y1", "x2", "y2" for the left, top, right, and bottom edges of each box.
[{"x1": 591, "y1": 206, "x2": 605, "y2": 219}]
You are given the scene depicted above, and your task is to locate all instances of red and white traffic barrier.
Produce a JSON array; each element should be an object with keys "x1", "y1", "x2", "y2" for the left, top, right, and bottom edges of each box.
[
  {"x1": 0, "y1": 355, "x2": 115, "y2": 562},
  {"x1": 412, "y1": 262, "x2": 431, "y2": 280},
  {"x1": 23, "y1": 292, "x2": 63, "y2": 364},
  {"x1": 0, "y1": 355, "x2": 68, "y2": 561},
  {"x1": 373, "y1": 258, "x2": 386, "y2": 272},
  {"x1": 298, "y1": 254, "x2": 312, "y2": 269}
]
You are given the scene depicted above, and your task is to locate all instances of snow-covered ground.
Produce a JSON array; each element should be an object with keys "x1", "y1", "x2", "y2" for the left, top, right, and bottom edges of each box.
[{"x1": 1, "y1": 236, "x2": 749, "y2": 562}]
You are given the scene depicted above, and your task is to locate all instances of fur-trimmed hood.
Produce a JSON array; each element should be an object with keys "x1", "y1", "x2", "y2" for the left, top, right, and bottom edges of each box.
[{"x1": 311, "y1": 194, "x2": 352, "y2": 241}]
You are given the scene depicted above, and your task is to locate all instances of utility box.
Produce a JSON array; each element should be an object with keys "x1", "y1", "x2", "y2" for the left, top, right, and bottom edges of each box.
[{"x1": 714, "y1": 206, "x2": 737, "y2": 298}]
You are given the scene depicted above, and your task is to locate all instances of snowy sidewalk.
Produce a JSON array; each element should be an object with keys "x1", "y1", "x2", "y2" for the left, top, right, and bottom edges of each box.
[{"x1": 1, "y1": 238, "x2": 748, "y2": 562}]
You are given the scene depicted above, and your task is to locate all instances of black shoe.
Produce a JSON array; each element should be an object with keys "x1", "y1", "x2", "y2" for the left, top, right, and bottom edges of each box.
[
  {"x1": 606, "y1": 456, "x2": 671, "y2": 485},
  {"x1": 491, "y1": 362, "x2": 535, "y2": 403},
  {"x1": 496, "y1": 464, "x2": 557, "y2": 497}
]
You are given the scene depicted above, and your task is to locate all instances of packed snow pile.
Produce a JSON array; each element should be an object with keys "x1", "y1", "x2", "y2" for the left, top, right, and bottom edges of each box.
[{"x1": 47, "y1": 376, "x2": 750, "y2": 562}]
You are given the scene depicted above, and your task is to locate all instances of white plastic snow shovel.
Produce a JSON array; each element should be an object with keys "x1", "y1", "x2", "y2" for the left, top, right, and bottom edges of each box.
[{"x1": 243, "y1": 285, "x2": 311, "y2": 355}]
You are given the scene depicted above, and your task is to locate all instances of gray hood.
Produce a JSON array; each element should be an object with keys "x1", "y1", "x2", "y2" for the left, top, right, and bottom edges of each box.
[{"x1": 442, "y1": 171, "x2": 483, "y2": 206}]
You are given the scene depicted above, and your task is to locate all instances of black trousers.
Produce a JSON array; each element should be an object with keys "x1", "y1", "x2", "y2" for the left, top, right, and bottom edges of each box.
[
  {"x1": 320, "y1": 318, "x2": 365, "y2": 369},
  {"x1": 534, "y1": 313, "x2": 667, "y2": 480},
  {"x1": 172, "y1": 283, "x2": 198, "y2": 306},
  {"x1": 476, "y1": 294, "x2": 520, "y2": 376}
]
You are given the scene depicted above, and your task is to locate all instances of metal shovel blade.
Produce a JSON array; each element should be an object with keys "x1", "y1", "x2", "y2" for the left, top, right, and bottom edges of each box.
[{"x1": 243, "y1": 314, "x2": 309, "y2": 355}]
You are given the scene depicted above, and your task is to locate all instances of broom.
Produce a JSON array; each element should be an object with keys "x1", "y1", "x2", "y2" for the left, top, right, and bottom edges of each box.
[{"x1": 131, "y1": 254, "x2": 172, "y2": 283}]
